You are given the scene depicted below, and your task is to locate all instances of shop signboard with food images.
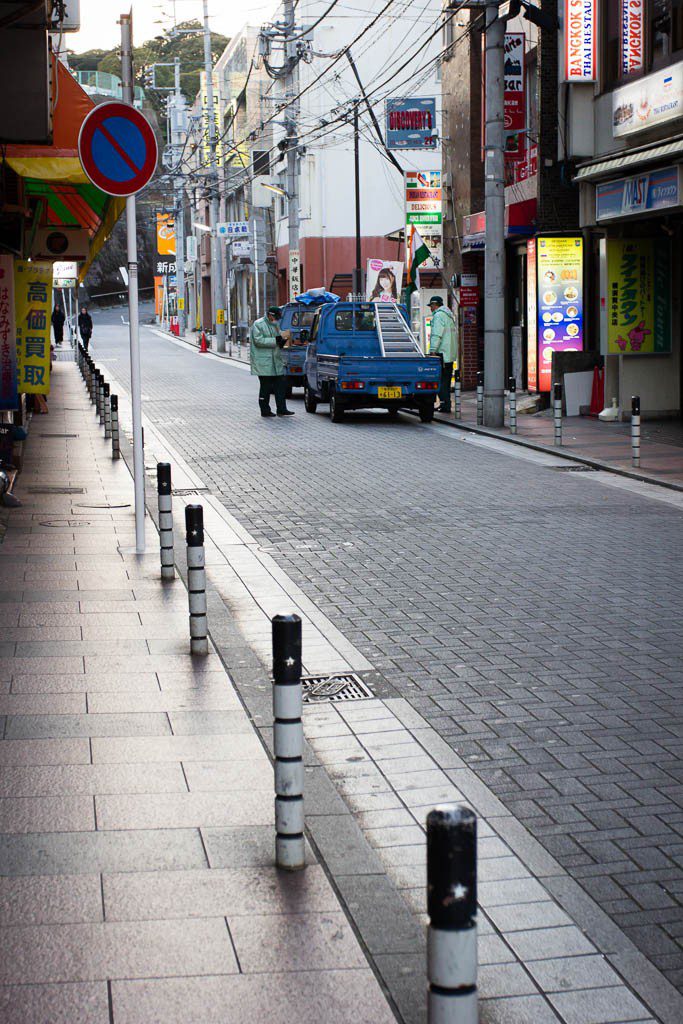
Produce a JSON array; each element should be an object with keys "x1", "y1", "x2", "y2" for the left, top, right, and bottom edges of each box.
[
  {"x1": 536, "y1": 237, "x2": 584, "y2": 392},
  {"x1": 613, "y1": 60, "x2": 683, "y2": 137},
  {"x1": 606, "y1": 239, "x2": 671, "y2": 355}
]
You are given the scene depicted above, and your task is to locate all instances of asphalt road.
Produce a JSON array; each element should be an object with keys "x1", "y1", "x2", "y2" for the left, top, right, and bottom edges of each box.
[{"x1": 93, "y1": 321, "x2": 683, "y2": 991}]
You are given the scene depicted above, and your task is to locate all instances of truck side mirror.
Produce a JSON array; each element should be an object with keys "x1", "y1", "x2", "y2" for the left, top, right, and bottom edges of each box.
[{"x1": 300, "y1": 329, "x2": 310, "y2": 342}]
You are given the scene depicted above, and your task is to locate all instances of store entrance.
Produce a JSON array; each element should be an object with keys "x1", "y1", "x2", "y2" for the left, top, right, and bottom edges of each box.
[{"x1": 507, "y1": 246, "x2": 528, "y2": 389}]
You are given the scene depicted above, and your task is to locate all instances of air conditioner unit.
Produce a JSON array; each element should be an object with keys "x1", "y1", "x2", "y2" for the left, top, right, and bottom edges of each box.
[{"x1": 32, "y1": 227, "x2": 90, "y2": 261}]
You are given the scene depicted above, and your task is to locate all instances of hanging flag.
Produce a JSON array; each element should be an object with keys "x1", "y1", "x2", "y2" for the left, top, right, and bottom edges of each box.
[{"x1": 406, "y1": 225, "x2": 430, "y2": 297}]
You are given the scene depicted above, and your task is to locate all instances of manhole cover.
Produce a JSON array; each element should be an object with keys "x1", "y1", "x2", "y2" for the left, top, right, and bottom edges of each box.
[
  {"x1": 28, "y1": 486, "x2": 85, "y2": 494},
  {"x1": 302, "y1": 673, "x2": 373, "y2": 703},
  {"x1": 550, "y1": 465, "x2": 597, "y2": 473},
  {"x1": 39, "y1": 433, "x2": 79, "y2": 438}
]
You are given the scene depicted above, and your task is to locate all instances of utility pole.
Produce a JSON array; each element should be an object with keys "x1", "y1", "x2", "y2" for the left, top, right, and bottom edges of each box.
[
  {"x1": 120, "y1": 11, "x2": 146, "y2": 553},
  {"x1": 202, "y1": 0, "x2": 226, "y2": 351},
  {"x1": 353, "y1": 102, "x2": 362, "y2": 298},
  {"x1": 483, "y1": 2, "x2": 505, "y2": 426},
  {"x1": 284, "y1": 0, "x2": 300, "y2": 301},
  {"x1": 172, "y1": 58, "x2": 186, "y2": 335}
]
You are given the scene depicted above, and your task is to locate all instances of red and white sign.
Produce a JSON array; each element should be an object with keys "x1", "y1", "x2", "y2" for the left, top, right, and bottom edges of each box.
[
  {"x1": 622, "y1": 0, "x2": 645, "y2": 76},
  {"x1": 504, "y1": 33, "x2": 526, "y2": 132},
  {"x1": 564, "y1": 0, "x2": 597, "y2": 82}
]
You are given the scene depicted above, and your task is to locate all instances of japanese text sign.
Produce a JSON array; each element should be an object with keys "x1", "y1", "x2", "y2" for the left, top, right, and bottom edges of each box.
[
  {"x1": 536, "y1": 237, "x2": 584, "y2": 392},
  {"x1": 0, "y1": 255, "x2": 17, "y2": 410},
  {"x1": 606, "y1": 239, "x2": 671, "y2": 355},
  {"x1": 564, "y1": 0, "x2": 597, "y2": 82},
  {"x1": 14, "y1": 260, "x2": 52, "y2": 395}
]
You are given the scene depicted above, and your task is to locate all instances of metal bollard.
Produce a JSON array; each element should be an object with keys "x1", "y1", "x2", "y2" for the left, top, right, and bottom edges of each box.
[
  {"x1": 110, "y1": 394, "x2": 121, "y2": 459},
  {"x1": 98, "y1": 375, "x2": 106, "y2": 426},
  {"x1": 454, "y1": 368, "x2": 462, "y2": 420},
  {"x1": 508, "y1": 376, "x2": 517, "y2": 435},
  {"x1": 157, "y1": 463, "x2": 175, "y2": 580},
  {"x1": 476, "y1": 371, "x2": 484, "y2": 426},
  {"x1": 185, "y1": 505, "x2": 208, "y2": 656},
  {"x1": 87, "y1": 360, "x2": 94, "y2": 401},
  {"x1": 94, "y1": 371, "x2": 102, "y2": 418},
  {"x1": 427, "y1": 805, "x2": 478, "y2": 1024},
  {"x1": 553, "y1": 381, "x2": 562, "y2": 446},
  {"x1": 103, "y1": 382, "x2": 112, "y2": 439},
  {"x1": 631, "y1": 395, "x2": 641, "y2": 468},
  {"x1": 272, "y1": 614, "x2": 305, "y2": 871}
]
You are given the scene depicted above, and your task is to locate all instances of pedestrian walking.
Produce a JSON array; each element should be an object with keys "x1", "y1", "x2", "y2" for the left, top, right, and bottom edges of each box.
[
  {"x1": 250, "y1": 306, "x2": 294, "y2": 418},
  {"x1": 51, "y1": 304, "x2": 65, "y2": 347},
  {"x1": 428, "y1": 296, "x2": 458, "y2": 414},
  {"x1": 78, "y1": 306, "x2": 93, "y2": 351}
]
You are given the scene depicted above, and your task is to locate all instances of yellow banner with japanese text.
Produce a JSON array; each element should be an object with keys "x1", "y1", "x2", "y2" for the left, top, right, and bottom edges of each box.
[{"x1": 14, "y1": 260, "x2": 52, "y2": 394}]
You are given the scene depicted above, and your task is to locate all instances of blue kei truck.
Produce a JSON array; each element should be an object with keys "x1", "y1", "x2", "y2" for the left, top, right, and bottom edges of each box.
[
  {"x1": 279, "y1": 291, "x2": 338, "y2": 395},
  {"x1": 303, "y1": 301, "x2": 441, "y2": 422}
]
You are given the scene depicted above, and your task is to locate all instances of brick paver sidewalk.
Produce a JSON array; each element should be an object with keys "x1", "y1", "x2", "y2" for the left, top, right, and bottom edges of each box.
[{"x1": 0, "y1": 362, "x2": 394, "y2": 1024}]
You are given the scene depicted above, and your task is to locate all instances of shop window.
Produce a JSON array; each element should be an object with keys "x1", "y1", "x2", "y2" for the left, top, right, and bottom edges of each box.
[{"x1": 651, "y1": 0, "x2": 683, "y2": 63}]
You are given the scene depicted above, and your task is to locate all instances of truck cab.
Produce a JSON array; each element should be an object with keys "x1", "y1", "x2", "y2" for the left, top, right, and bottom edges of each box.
[
  {"x1": 279, "y1": 302, "x2": 318, "y2": 393},
  {"x1": 304, "y1": 302, "x2": 441, "y2": 422}
]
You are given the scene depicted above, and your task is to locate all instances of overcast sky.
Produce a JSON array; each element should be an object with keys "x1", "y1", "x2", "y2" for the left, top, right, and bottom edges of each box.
[{"x1": 68, "y1": 0, "x2": 276, "y2": 53}]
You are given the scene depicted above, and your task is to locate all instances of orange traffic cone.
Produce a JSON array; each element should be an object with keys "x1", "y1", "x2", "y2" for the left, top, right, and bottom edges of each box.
[
  {"x1": 589, "y1": 365, "x2": 604, "y2": 417},
  {"x1": 199, "y1": 332, "x2": 208, "y2": 354}
]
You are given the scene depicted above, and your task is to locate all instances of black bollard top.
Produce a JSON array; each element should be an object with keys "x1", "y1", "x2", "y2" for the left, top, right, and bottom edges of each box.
[
  {"x1": 103, "y1": 383, "x2": 110, "y2": 397},
  {"x1": 508, "y1": 376, "x2": 516, "y2": 393},
  {"x1": 427, "y1": 804, "x2": 477, "y2": 930},
  {"x1": 454, "y1": 367, "x2": 461, "y2": 383},
  {"x1": 110, "y1": 394, "x2": 118, "y2": 412},
  {"x1": 185, "y1": 504, "x2": 204, "y2": 546},
  {"x1": 157, "y1": 462, "x2": 172, "y2": 495},
  {"x1": 632, "y1": 395, "x2": 640, "y2": 416},
  {"x1": 476, "y1": 371, "x2": 484, "y2": 387},
  {"x1": 553, "y1": 381, "x2": 563, "y2": 401},
  {"x1": 272, "y1": 614, "x2": 302, "y2": 685}
]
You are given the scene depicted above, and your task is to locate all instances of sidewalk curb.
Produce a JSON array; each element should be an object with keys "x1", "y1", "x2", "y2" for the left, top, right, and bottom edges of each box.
[{"x1": 429, "y1": 411, "x2": 683, "y2": 494}]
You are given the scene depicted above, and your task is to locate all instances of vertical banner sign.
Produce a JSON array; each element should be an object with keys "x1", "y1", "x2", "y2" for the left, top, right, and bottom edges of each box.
[
  {"x1": 0, "y1": 255, "x2": 17, "y2": 410},
  {"x1": 504, "y1": 33, "x2": 526, "y2": 131},
  {"x1": 564, "y1": 0, "x2": 597, "y2": 82},
  {"x1": 622, "y1": 1, "x2": 645, "y2": 76},
  {"x1": 289, "y1": 249, "x2": 301, "y2": 302},
  {"x1": 536, "y1": 237, "x2": 584, "y2": 393},
  {"x1": 200, "y1": 72, "x2": 223, "y2": 167},
  {"x1": 14, "y1": 260, "x2": 52, "y2": 395},
  {"x1": 526, "y1": 238, "x2": 538, "y2": 392},
  {"x1": 405, "y1": 170, "x2": 443, "y2": 269},
  {"x1": 155, "y1": 214, "x2": 177, "y2": 278},
  {"x1": 606, "y1": 239, "x2": 671, "y2": 354}
]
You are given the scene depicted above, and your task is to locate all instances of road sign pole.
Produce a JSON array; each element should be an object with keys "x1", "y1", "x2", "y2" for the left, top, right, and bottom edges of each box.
[{"x1": 121, "y1": 11, "x2": 146, "y2": 553}]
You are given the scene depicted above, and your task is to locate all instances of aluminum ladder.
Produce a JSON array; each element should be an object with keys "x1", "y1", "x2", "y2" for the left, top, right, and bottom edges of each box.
[{"x1": 374, "y1": 302, "x2": 423, "y2": 357}]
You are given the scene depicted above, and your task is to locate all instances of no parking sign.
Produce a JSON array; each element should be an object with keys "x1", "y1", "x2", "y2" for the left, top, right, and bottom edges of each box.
[{"x1": 78, "y1": 101, "x2": 158, "y2": 197}]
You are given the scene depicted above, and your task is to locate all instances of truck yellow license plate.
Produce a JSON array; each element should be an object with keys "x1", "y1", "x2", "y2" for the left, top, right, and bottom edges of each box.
[{"x1": 378, "y1": 386, "x2": 402, "y2": 399}]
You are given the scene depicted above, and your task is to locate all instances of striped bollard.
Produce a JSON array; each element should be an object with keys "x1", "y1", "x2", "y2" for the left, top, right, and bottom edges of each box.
[
  {"x1": 454, "y1": 368, "x2": 462, "y2": 420},
  {"x1": 631, "y1": 395, "x2": 641, "y2": 468},
  {"x1": 185, "y1": 505, "x2": 208, "y2": 656},
  {"x1": 103, "y1": 382, "x2": 112, "y2": 439},
  {"x1": 157, "y1": 463, "x2": 175, "y2": 580},
  {"x1": 508, "y1": 376, "x2": 517, "y2": 435},
  {"x1": 272, "y1": 614, "x2": 305, "y2": 871},
  {"x1": 98, "y1": 375, "x2": 106, "y2": 426},
  {"x1": 110, "y1": 394, "x2": 121, "y2": 459},
  {"x1": 553, "y1": 381, "x2": 562, "y2": 446},
  {"x1": 476, "y1": 371, "x2": 484, "y2": 426},
  {"x1": 427, "y1": 805, "x2": 478, "y2": 1024}
]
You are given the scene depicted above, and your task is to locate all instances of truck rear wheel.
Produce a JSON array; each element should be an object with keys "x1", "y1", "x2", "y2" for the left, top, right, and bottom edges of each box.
[
  {"x1": 304, "y1": 383, "x2": 318, "y2": 413},
  {"x1": 419, "y1": 403, "x2": 434, "y2": 423},
  {"x1": 330, "y1": 390, "x2": 345, "y2": 422}
]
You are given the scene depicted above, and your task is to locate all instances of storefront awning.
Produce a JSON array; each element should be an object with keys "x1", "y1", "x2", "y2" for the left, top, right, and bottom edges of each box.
[
  {"x1": 3, "y1": 57, "x2": 125, "y2": 281},
  {"x1": 575, "y1": 136, "x2": 683, "y2": 182}
]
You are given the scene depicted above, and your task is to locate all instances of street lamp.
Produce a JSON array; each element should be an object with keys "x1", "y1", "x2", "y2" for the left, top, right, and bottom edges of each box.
[{"x1": 262, "y1": 182, "x2": 292, "y2": 199}]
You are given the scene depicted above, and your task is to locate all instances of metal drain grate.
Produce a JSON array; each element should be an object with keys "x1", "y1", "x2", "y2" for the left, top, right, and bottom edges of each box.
[
  {"x1": 550, "y1": 465, "x2": 597, "y2": 473},
  {"x1": 28, "y1": 486, "x2": 85, "y2": 494},
  {"x1": 172, "y1": 487, "x2": 210, "y2": 496},
  {"x1": 302, "y1": 673, "x2": 373, "y2": 703},
  {"x1": 39, "y1": 433, "x2": 79, "y2": 438}
]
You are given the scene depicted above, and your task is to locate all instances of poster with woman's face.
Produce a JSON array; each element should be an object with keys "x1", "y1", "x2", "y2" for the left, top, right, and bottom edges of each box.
[{"x1": 366, "y1": 259, "x2": 404, "y2": 302}]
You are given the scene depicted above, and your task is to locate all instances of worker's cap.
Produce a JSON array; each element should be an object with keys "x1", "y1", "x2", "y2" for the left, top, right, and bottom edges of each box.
[
  {"x1": 428, "y1": 296, "x2": 443, "y2": 306},
  {"x1": 268, "y1": 305, "x2": 281, "y2": 316}
]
